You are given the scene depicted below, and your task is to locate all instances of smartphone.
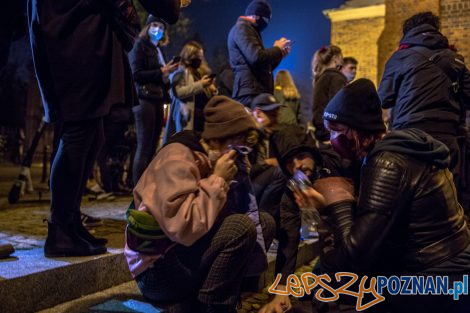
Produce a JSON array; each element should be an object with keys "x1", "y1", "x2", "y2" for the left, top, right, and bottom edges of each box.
[
  {"x1": 208, "y1": 73, "x2": 217, "y2": 79},
  {"x1": 171, "y1": 56, "x2": 181, "y2": 63}
]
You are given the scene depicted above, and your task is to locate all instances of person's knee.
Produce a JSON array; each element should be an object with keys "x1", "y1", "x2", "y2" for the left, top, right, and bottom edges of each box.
[{"x1": 223, "y1": 214, "x2": 257, "y2": 244}]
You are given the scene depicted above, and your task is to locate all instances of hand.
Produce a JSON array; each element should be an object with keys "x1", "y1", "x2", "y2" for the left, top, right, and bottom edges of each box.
[
  {"x1": 213, "y1": 150, "x2": 237, "y2": 182},
  {"x1": 293, "y1": 186, "x2": 326, "y2": 210},
  {"x1": 265, "y1": 158, "x2": 278, "y2": 167},
  {"x1": 201, "y1": 75, "x2": 214, "y2": 87},
  {"x1": 162, "y1": 61, "x2": 179, "y2": 76},
  {"x1": 274, "y1": 38, "x2": 291, "y2": 57},
  {"x1": 259, "y1": 294, "x2": 292, "y2": 313}
]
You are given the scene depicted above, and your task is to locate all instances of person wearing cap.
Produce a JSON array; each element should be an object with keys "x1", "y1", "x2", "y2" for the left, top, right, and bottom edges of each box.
[
  {"x1": 294, "y1": 78, "x2": 470, "y2": 312},
  {"x1": 227, "y1": 0, "x2": 292, "y2": 107},
  {"x1": 129, "y1": 15, "x2": 179, "y2": 184},
  {"x1": 126, "y1": 96, "x2": 275, "y2": 313}
]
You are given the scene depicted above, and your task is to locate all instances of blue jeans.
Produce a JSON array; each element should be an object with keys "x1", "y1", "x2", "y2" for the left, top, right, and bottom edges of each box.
[{"x1": 132, "y1": 99, "x2": 164, "y2": 185}]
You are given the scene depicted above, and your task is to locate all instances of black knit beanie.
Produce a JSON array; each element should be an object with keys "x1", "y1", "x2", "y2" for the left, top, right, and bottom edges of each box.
[
  {"x1": 245, "y1": 0, "x2": 272, "y2": 19},
  {"x1": 323, "y1": 78, "x2": 386, "y2": 132},
  {"x1": 146, "y1": 15, "x2": 167, "y2": 26},
  {"x1": 202, "y1": 96, "x2": 257, "y2": 140}
]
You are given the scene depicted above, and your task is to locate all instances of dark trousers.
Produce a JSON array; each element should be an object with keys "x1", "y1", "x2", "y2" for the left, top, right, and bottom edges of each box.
[
  {"x1": 132, "y1": 99, "x2": 164, "y2": 185},
  {"x1": 136, "y1": 213, "x2": 275, "y2": 307},
  {"x1": 50, "y1": 118, "x2": 104, "y2": 225}
]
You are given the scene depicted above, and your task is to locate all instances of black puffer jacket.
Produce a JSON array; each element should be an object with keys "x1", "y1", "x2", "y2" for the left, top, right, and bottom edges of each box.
[
  {"x1": 227, "y1": 18, "x2": 283, "y2": 98},
  {"x1": 322, "y1": 128, "x2": 470, "y2": 275},
  {"x1": 129, "y1": 37, "x2": 169, "y2": 102},
  {"x1": 378, "y1": 24, "x2": 470, "y2": 132}
]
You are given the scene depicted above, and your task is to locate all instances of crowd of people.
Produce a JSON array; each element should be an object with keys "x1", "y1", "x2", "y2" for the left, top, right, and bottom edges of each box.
[{"x1": 27, "y1": 0, "x2": 470, "y2": 312}]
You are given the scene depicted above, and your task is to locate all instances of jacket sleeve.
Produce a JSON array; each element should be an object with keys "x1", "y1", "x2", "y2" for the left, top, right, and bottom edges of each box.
[
  {"x1": 461, "y1": 65, "x2": 470, "y2": 110},
  {"x1": 171, "y1": 69, "x2": 205, "y2": 100},
  {"x1": 234, "y1": 24, "x2": 283, "y2": 68},
  {"x1": 129, "y1": 40, "x2": 164, "y2": 85},
  {"x1": 276, "y1": 192, "x2": 301, "y2": 285},
  {"x1": 133, "y1": 144, "x2": 228, "y2": 247},
  {"x1": 321, "y1": 154, "x2": 412, "y2": 273},
  {"x1": 378, "y1": 54, "x2": 402, "y2": 109},
  {"x1": 327, "y1": 74, "x2": 346, "y2": 100}
]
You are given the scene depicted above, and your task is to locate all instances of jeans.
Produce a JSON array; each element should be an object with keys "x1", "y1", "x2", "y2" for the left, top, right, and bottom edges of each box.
[
  {"x1": 132, "y1": 99, "x2": 164, "y2": 185},
  {"x1": 50, "y1": 118, "x2": 104, "y2": 225}
]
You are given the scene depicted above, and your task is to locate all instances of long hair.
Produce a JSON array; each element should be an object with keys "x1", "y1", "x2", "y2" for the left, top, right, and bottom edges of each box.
[
  {"x1": 275, "y1": 70, "x2": 300, "y2": 101},
  {"x1": 314, "y1": 45, "x2": 342, "y2": 77},
  {"x1": 138, "y1": 22, "x2": 170, "y2": 47}
]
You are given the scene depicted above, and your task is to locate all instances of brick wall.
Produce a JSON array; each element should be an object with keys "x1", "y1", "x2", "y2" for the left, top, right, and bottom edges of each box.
[
  {"x1": 377, "y1": 0, "x2": 440, "y2": 80},
  {"x1": 441, "y1": 0, "x2": 470, "y2": 62},
  {"x1": 330, "y1": 16, "x2": 385, "y2": 86}
]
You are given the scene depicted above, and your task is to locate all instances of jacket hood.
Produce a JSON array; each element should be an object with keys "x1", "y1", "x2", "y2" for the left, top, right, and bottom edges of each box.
[
  {"x1": 368, "y1": 128, "x2": 450, "y2": 169},
  {"x1": 270, "y1": 126, "x2": 322, "y2": 177},
  {"x1": 400, "y1": 24, "x2": 449, "y2": 49}
]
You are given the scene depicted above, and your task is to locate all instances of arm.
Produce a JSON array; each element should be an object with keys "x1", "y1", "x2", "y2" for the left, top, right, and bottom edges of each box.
[
  {"x1": 171, "y1": 70, "x2": 205, "y2": 100},
  {"x1": 327, "y1": 73, "x2": 346, "y2": 100},
  {"x1": 134, "y1": 144, "x2": 228, "y2": 247},
  {"x1": 378, "y1": 55, "x2": 401, "y2": 109},
  {"x1": 234, "y1": 24, "x2": 283, "y2": 68},
  {"x1": 461, "y1": 65, "x2": 470, "y2": 110},
  {"x1": 129, "y1": 40, "x2": 165, "y2": 85},
  {"x1": 321, "y1": 156, "x2": 411, "y2": 273}
]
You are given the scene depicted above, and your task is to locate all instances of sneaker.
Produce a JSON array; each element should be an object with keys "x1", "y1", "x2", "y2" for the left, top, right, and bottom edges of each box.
[{"x1": 81, "y1": 213, "x2": 103, "y2": 227}]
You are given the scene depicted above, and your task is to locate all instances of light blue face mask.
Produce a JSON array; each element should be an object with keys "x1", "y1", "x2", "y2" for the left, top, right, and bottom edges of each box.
[{"x1": 148, "y1": 26, "x2": 164, "y2": 42}]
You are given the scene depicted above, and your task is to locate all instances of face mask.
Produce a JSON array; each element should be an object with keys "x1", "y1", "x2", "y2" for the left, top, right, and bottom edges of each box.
[
  {"x1": 255, "y1": 16, "x2": 270, "y2": 32},
  {"x1": 190, "y1": 58, "x2": 202, "y2": 69},
  {"x1": 148, "y1": 26, "x2": 164, "y2": 42},
  {"x1": 207, "y1": 149, "x2": 222, "y2": 166},
  {"x1": 345, "y1": 72, "x2": 356, "y2": 82},
  {"x1": 330, "y1": 133, "x2": 357, "y2": 160}
]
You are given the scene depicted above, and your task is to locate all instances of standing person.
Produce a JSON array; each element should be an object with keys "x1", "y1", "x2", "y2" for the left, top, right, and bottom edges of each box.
[
  {"x1": 125, "y1": 96, "x2": 275, "y2": 313},
  {"x1": 378, "y1": 12, "x2": 470, "y2": 200},
  {"x1": 227, "y1": 0, "x2": 291, "y2": 107},
  {"x1": 274, "y1": 69, "x2": 301, "y2": 126},
  {"x1": 28, "y1": 0, "x2": 185, "y2": 257},
  {"x1": 129, "y1": 15, "x2": 179, "y2": 185},
  {"x1": 341, "y1": 56, "x2": 358, "y2": 83},
  {"x1": 299, "y1": 78, "x2": 470, "y2": 312},
  {"x1": 312, "y1": 45, "x2": 346, "y2": 143},
  {"x1": 163, "y1": 41, "x2": 216, "y2": 143}
]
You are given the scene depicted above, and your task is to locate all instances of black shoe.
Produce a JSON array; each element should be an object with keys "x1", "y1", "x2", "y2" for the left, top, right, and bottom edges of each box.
[
  {"x1": 81, "y1": 213, "x2": 103, "y2": 227},
  {"x1": 0, "y1": 243, "x2": 15, "y2": 259},
  {"x1": 44, "y1": 222, "x2": 107, "y2": 257},
  {"x1": 75, "y1": 222, "x2": 108, "y2": 246}
]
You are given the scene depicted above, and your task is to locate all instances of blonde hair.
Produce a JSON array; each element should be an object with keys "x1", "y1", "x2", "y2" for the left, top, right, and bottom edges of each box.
[
  {"x1": 275, "y1": 70, "x2": 300, "y2": 101},
  {"x1": 180, "y1": 41, "x2": 204, "y2": 68}
]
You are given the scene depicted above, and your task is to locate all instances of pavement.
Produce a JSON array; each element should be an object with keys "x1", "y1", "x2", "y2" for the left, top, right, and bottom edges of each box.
[{"x1": 0, "y1": 162, "x2": 320, "y2": 312}]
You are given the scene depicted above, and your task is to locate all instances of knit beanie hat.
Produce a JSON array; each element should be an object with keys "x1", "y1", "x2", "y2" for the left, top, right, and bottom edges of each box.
[
  {"x1": 323, "y1": 78, "x2": 386, "y2": 132},
  {"x1": 245, "y1": 0, "x2": 272, "y2": 19},
  {"x1": 146, "y1": 15, "x2": 167, "y2": 26},
  {"x1": 202, "y1": 96, "x2": 257, "y2": 140}
]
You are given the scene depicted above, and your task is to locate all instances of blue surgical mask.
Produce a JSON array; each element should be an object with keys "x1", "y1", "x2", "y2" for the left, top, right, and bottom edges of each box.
[{"x1": 148, "y1": 26, "x2": 164, "y2": 42}]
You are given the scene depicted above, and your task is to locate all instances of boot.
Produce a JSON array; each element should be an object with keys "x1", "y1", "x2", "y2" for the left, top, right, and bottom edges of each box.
[
  {"x1": 44, "y1": 222, "x2": 107, "y2": 257},
  {"x1": 75, "y1": 221, "x2": 108, "y2": 246}
]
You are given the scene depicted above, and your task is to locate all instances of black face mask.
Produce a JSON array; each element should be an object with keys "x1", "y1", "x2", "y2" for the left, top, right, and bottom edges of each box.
[
  {"x1": 255, "y1": 16, "x2": 269, "y2": 32},
  {"x1": 189, "y1": 58, "x2": 202, "y2": 69}
]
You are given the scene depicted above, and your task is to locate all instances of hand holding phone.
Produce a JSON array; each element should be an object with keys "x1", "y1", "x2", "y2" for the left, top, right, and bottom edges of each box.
[{"x1": 171, "y1": 56, "x2": 181, "y2": 63}]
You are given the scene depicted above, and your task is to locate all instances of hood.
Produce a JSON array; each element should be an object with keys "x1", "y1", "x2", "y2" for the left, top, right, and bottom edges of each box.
[
  {"x1": 368, "y1": 128, "x2": 450, "y2": 169},
  {"x1": 270, "y1": 126, "x2": 322, "y2": 177},
  {"x1": 164, "y1": 130, "x2": 206, "y2": 155},
  {"x1": 400, "y1": 24, "x2": 449, "y2": 49}
]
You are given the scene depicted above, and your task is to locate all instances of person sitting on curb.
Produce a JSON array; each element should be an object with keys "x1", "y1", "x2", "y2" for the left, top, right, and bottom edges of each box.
[
  {"x1": 125, "y1": 96, "x2": 275, "y2": 313},
  {"x1": 297, "y1": 78, "x2": 470, "y2": 312}
]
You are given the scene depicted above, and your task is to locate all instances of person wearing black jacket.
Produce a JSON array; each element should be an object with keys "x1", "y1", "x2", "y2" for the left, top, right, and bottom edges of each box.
[
  {"x1": 297, "y1": 78, "x2": 470, "y2": 312},
  {"x1": 28, "y1": 0, "x2": 184, "y2": 257},
  {"x1": 227, "y1": 0, "x2": 291, "y2": 107},
  {"x1": 129, "y1": 15, "x2": 179, "y2": 184},
  {"x1": 378, "y1": 12, "x2": 470, "y2": 192}
]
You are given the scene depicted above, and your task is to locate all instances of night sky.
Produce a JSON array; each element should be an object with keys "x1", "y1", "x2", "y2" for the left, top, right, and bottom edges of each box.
[{"x1": 182, "y1": 0, "x2": 346, "y2": 111}]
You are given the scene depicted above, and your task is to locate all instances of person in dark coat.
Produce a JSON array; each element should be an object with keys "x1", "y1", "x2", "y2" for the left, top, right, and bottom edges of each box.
[
  {"x1": 28, "y1": 0, "x2": 184, "y2": 257},
  {"x1": 312, "y1": 45, "x2": 346, "y2": 143},
  {"x1": 378, "y1": 12, "x2": 470, "y2": 196},
  {"x1": 129, "y1": 15, "x2": 179, "y2": 185},
  {"x1": 227, "y1": 0, "x2": 291, "y2": 107},
  {"x1": 299, "y1": 78, "x2": 470, "y2": 312}
]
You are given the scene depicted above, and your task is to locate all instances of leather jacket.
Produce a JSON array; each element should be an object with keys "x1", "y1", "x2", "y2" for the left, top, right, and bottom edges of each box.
[{"x1": 323, "y1": 150, "x2": 470, "y2": 275}]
